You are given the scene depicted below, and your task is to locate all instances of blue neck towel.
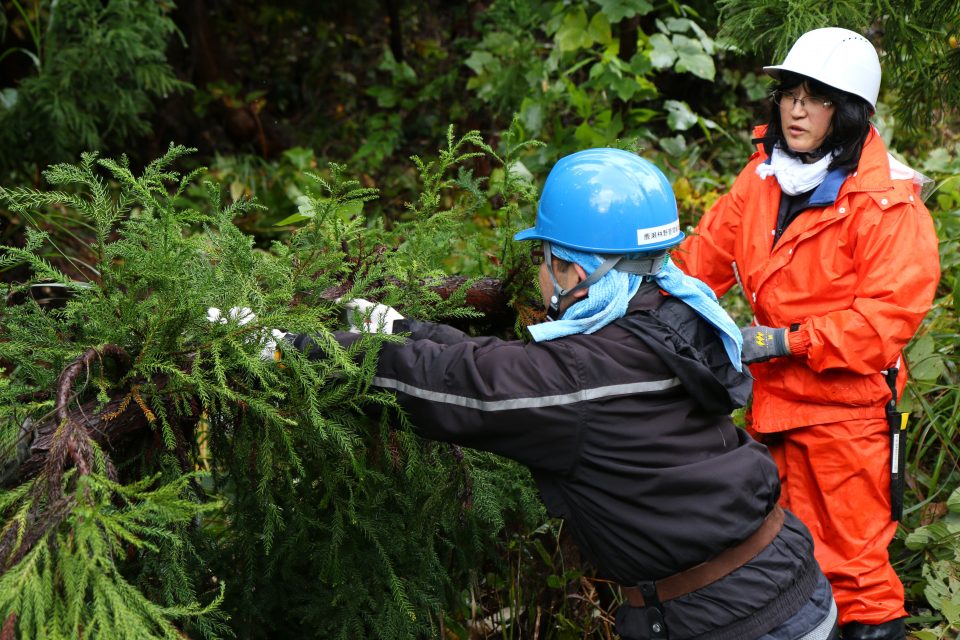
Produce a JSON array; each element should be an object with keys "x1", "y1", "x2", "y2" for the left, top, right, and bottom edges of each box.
[{"x1": 528, "y1": 248, "x2": 743, "y2": 371}]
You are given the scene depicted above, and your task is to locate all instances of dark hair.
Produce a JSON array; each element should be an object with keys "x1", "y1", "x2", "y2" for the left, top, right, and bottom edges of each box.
[{"x1": 758, "y1": 71, "x2": 873, "y2": 172}]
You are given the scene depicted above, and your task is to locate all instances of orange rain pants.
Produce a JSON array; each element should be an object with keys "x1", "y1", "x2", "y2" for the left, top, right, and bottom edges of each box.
[{"x1": 758, "y1": 418, "x2": 907, "y2": 626}]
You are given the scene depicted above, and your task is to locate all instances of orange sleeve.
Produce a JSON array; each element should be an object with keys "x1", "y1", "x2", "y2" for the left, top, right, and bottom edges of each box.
[
  {"x1": 674, "y1": 165, "x2": 752, "y2": 299},
  {"x1": 792, "y1": 195, "x2": 940, "y2": 373}
]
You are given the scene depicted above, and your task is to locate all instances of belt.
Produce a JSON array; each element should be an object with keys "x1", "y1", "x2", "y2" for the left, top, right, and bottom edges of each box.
[{"x1": 622, "y1": 504, "x2": 785, "y2": 608}]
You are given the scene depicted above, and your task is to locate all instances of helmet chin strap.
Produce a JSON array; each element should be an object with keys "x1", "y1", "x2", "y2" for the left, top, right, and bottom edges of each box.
[{"x1": 543, "y1": 242, "x2": 621, "y2": 321}]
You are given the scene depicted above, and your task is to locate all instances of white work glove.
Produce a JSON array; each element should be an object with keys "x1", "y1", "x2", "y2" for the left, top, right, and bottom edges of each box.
[
  {"x1": 206, "y1": 306, "x2": 255, "y2": 326},
  {"x1": 207, "y1": 306, "x2": 286, "y2": 361},
  {"x1": 341, "y1": 298, "x2": 404, "y2": 334}
]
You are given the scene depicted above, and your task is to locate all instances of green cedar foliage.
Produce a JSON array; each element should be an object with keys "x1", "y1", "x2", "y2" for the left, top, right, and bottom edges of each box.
[
  {"x1": 0, "y1": 0, "x2": 188, "y2": 176},
  {"x1": 714, "y1": 0, "x2": 960, "y2": 136},
  {"x1": 0, "y1": 129, "x2": 545, "y2": 638}
]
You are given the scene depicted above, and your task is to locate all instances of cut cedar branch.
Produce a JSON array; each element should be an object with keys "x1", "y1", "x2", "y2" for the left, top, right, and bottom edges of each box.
[{"x1": 0, "y1": 275, "x2": 517, "y2": 490}]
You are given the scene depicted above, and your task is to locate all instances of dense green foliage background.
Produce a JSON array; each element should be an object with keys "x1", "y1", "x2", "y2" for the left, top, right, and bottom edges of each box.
[{"x1": 0, "y1": 1, "x2": 957, "y2": 638}]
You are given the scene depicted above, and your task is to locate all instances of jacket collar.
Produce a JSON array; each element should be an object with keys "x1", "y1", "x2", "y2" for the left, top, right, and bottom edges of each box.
[
  {"x1": 809, "y1": 167, "x2": 849, "y2": 206},
  {"x1": 751, "y1": 124, "x2": 893, "y2": 206}
]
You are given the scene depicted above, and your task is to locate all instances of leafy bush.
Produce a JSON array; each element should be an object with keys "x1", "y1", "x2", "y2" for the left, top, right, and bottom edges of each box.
[
  {"x1": 886, "y1": 143, "x2": 960, "y2": 637},
  {"x1": 0, "y1": 0, "x2": 187, "y2": 177},
  {"x1": 0, "y1": 132, "x2": 548, "y2": 639},
  {"x1": 464, "y1": 0, "x2": 723, "y2": 167}
]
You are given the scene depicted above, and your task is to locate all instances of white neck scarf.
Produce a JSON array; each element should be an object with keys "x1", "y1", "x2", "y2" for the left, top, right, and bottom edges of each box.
[{"x1": 755, "y1": 146, "x2": 835, "y2": 195}]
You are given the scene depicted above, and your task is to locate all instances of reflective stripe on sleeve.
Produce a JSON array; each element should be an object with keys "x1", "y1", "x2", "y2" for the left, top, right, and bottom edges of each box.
[{"x1": 370, "y1": 377, "x2": 682, "y2": 412}]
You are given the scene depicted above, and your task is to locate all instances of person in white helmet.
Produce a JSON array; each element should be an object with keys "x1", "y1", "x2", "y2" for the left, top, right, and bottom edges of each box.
[
  {"x1": 237, "y1": 149, "x2": 842, "y2": 639},
  {"x1": 676, "y1": 27, "x2": 940, "y2": 640}
]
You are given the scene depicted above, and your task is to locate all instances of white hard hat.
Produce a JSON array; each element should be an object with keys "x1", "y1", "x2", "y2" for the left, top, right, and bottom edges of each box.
[{"x1": 763, "y1": 27, "x2": 881, "y2": 108}]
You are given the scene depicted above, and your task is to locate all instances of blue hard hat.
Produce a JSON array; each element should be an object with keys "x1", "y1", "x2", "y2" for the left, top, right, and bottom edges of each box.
[{"x1": 515, "y1": 148, "x2": 683, "y2": 253}]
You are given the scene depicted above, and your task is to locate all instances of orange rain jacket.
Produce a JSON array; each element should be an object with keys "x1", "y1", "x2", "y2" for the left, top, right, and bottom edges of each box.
[{"x1": 676, "y1": 126, "x2": 940, "y2": 432}]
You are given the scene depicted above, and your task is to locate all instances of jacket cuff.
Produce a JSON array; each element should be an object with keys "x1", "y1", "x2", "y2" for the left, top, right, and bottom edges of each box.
[
  {"x1": 787, "y1": 327, "x2": 810, "y2": 356},
  {"x1": 391, "y1": 318, "x2": 414, "y2": 334}
]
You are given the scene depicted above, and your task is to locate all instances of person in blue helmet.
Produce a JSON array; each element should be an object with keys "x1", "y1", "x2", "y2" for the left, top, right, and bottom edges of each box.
[{"x1": 260, "y1": 149, "x2": 840, "y2": 639}]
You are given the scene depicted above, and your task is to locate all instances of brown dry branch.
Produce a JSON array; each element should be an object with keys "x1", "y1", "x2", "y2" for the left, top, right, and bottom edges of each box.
[
  {"x1": 0, "y1": 346, "x2": 137, "y2": 570},
  {"x1": 9, "y1": 390, "x2": 146, "y2": 488},
  {"x1": 6, "y1": 345, "x2": 145, "y2": 489},
  {"x1": 0, "y1": 612, "x2": 15, "y2": 640},
  {"x1": 49, "y1": 344, "x2": 131, "y2": 484},
  {"x1": 0, "y1": 345, "x2": 196, "y2": 573}
]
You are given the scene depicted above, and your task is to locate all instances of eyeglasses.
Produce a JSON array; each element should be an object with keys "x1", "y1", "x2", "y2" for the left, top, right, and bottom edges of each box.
[
  {"x1": 771, "y1": 89, "x2": 833, "y2": 112},
  {"x1": 529, "y1": 242, "x2": 544, "y2": 265}
]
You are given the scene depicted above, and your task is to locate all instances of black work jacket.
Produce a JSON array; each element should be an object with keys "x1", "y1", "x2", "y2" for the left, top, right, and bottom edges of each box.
[{"x1": 300, "y1": 283, "x2": 819, "y2": 640}]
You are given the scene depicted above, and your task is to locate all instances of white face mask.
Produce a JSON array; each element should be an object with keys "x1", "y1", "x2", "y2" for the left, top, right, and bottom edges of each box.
[{"x1": 755, "y1": 146, "x2": 835, "y2": 195}]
